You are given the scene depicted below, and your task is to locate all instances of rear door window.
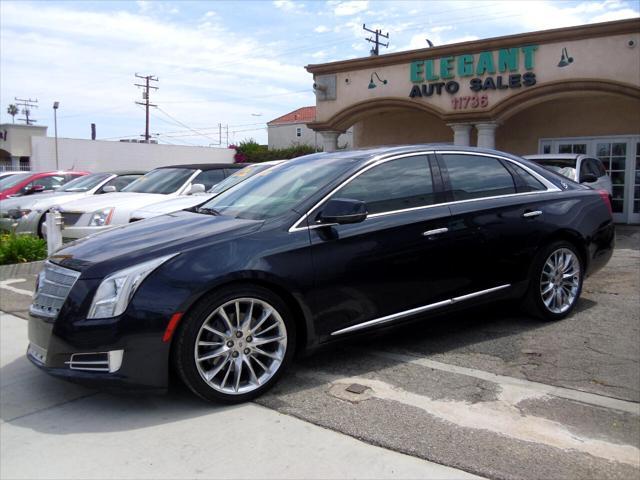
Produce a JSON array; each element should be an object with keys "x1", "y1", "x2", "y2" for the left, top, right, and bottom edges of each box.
[
  {"x1": 333, "y1": 155, "x2": 435, "y2": 215},
  {"x1": 440, "y1": 154, "x2": 516, "y2": 200},
  {"x1": 508, "y1": 163, "x2": 547, "y2": 192}
]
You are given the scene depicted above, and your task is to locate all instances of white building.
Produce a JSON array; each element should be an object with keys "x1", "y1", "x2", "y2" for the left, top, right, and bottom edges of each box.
[
  {"x1": 267, "y1": 106, "x2": 352, "y2": 151},
  {"x1": 0, "y1": 124, "x2": 234, "y2": 172}
]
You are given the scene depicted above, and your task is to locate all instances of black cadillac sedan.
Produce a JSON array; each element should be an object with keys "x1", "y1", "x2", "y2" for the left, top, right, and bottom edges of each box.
[{"x1": 28, "y1": 145, "x2": 615, "y2": 403}]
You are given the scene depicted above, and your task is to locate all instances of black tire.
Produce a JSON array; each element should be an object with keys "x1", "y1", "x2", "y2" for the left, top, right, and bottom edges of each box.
[
  {"x1": 173, "y1": 285, "x2": 296, "y2": 404},
  {"x1": 522, "y1": 241, "x2": 584, "y2": 321},
  {"x1": 37, "y1": 214, "x2": 46, "y2": 238}
]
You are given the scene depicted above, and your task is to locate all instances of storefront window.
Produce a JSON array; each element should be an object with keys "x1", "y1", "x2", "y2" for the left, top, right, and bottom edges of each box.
[
  {"x1": 597, "y1": 142, "x2": 627, "y2": 213},
  {"x1": 559, "y1": 143, "x2": 587, "y2": 154}
]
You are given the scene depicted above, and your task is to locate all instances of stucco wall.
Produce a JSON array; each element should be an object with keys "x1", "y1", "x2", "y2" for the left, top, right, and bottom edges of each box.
[
  {"x1": 30, "y1": 137, "x2": 234, "y2": 172},
  {"x1": 0, "y1": 124, "x2": 47, "y2": 158},
  {"x1": 353, "y1": 110, "x2": 453, "y2": 147},
  {"x1": 316, "y1": 33, "x2": 640, "y2": 126},
  {"x1": 496, "y1": 94, "x2": 640, "y2": 155}
]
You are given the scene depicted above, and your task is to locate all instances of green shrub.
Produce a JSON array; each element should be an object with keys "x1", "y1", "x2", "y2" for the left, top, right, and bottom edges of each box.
[
  {"x1": 0, "y1": 233, "x2": 47, "y2": 265},
  {"x1": 230, "y1": 138, "x2": 318, "y2": 163}
]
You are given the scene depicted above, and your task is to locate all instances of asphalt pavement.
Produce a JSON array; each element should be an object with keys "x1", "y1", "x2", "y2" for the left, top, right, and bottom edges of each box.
[{"x1": 1, "y1": 227, "x2": 638, "y2": 479}]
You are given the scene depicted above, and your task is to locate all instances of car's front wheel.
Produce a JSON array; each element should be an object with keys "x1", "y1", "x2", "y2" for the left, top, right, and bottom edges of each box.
[
  {"x1": 174, "y1": 285, "x2": 295, "y2": 403},
  {"x1": 523, "y1": 241, "x2": 584, "y2": 321}
]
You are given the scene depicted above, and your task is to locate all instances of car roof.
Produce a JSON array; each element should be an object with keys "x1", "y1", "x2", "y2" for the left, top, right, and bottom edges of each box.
[
  {"x1": 156, "y1": 163, "x2": 245, "y2": 170},
  {"x1": 95, "y1": 171, "x2": 147, "y2": 176},
  {"x1": 523, "y1": 154, "x2": 586, "y2": 161}
]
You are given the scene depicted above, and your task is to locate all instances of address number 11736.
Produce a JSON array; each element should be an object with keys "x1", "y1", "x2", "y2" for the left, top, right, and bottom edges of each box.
[{"x1": 451, "y1": 95, "x2": 489, "y2": 110}]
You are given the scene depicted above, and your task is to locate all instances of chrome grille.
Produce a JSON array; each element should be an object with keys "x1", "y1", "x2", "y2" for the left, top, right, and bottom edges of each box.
[
  {"x1": 29, "y1": 262, "x2": 81, "y2": 319},
  {"x1": 61, "y1": 212, "x2": 83, "y2": 226}
]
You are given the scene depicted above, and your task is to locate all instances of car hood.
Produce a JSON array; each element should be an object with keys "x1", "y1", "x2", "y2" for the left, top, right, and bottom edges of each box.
[
  {"x1": 50, "y1": 210, "x2": 263, "y2": 279},
  {"x1": 132, "y1": 194, "x2": 214, "y2": 217},
  {"x1": 0, "y1": 191, "x2": 86, "y2": 213},
  {"x1": 59, "y1": 192, "x2": 168, "y2": 213}
]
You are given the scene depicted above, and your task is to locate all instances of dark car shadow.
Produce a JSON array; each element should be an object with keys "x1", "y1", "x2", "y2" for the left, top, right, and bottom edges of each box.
[{"x1": 1, "y1": 300, "x2": 597, "y2": 434}]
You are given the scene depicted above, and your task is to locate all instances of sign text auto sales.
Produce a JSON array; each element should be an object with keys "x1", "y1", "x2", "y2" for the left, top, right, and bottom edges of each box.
[{"x1": 408, "y1": 45, "x2": 538, "y2": 103}]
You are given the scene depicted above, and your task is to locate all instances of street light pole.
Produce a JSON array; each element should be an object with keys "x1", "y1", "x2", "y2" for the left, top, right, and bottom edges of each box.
[{"x1": 53, "y1": 102, "x2": 60, "y2": 170}]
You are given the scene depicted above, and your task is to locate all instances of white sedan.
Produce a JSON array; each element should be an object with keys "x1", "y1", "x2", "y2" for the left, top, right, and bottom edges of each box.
[
  {"x1": 129, "y1": 161, "x2": 285, "y2": 222},
  {"x1": 57, "y1": 163, "x2": 242, "y2": 241}
]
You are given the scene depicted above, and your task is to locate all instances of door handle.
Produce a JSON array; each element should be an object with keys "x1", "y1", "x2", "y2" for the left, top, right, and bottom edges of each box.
[
  {"x1": 423, "y1": 227, "x2": 449, "y2": 237},
  {"x1": 522, "y1": 210, "x2": 543, "y2": 218}
]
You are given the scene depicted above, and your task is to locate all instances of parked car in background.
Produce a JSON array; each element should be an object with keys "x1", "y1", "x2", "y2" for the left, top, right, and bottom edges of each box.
[
  {"x1": 0, "y1": 171, "x2": 145, "y2": 237},
  {"x1": 0, "y1": 171, "x2": 89, "y2": 200},
  {"x1": 0, "y1": 171, "x2": 23, "y2": 181},
  {"x1": 130, "y1": 160, "x2": 284, "y2": 222},
  {"x1": 27, "y1": 145, "x2": 614, "y2": 403},
  {"x1": 57, "y1": 163, "x2": 244, "y2": 241},
  {"x1": 524, "y1": 154, "x2": 613, "y2": 195}
]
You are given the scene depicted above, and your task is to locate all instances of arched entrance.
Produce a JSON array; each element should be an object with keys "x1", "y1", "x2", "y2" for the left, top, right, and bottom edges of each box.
[{"x1": 308, "y1": 98, "x2": 453, "y2": 149}]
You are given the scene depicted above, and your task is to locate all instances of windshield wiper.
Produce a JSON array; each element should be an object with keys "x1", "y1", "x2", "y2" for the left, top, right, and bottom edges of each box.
[{"x1": 197, "y1": 207, "x2": 221, "y2": 216}]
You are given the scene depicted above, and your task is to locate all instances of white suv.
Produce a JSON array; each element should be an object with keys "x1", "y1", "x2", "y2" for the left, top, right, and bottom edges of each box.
[{"x1": 524, "y1": 154, "x2": 612, "y2": 195}]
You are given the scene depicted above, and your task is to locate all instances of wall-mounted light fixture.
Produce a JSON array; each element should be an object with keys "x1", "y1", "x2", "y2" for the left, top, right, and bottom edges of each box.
[
  {"x1": 557, "y1": 47, "x2": 574, "y2": 67},
  {"x1": 368, "y1": 72, "x2": 388, "y2": 89}
]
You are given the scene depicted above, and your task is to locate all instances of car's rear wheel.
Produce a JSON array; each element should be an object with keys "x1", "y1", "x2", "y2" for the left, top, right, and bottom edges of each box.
[
  {"x1": 174, "y1": 285, "x2": 295, "y2": 403},
  {"x1": 523, "y1": 241, "x2": 584, "y2": 321}
]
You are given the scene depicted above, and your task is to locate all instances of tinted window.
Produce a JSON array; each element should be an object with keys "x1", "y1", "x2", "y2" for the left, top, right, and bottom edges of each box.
[
  {"x1": 61, "y1": 173, "x2": 111, "y2": 192},
  {"x1": 0, "y1": 173, "x2": 31, "y2": 189},
  {"x1": 122, "y1": 168, "x2": 195, "y2": 194},
  {"x1": 99, "y1": 174, "x2": 142, "y2": 193},
  {"x1": 334, "y1": 155, "x2": 434, "y2": 214},
  {"x1": 509, "y1": 163, "x2": 546, "y2": 192},
  {"x1": 25, "y1": 175, "x2": 67, "y2": 191},
  {"x1": 199, "y1": 155, "x2": 359, "y2": 220},
  {"x1": 442, "y1": 154, "x2": 515, "y2": 200},
  {"x1": 192, "y1": 169, "x2": 225, "y2": 190}
]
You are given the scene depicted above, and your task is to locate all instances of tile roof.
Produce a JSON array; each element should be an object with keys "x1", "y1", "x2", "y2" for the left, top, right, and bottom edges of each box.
[{"x1": 267, "y1": 106, "x2": 316, "y2": 126}]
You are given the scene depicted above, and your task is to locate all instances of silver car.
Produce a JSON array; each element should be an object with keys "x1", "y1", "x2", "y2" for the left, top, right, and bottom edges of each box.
[
  {"x1": 0, "y1": 172, "x2": 144, "y2": 237},
  {"x1": 524, "y1": 154, "x2": 612, "y2": 195}
]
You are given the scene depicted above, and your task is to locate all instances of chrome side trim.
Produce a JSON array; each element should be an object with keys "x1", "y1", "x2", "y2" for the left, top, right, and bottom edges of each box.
[
  {"x1": 330, "y1": 284, "x2": 511, "y2": 336},
  {"x1": 289, "y1": 150, "x2": 559, "y2": 233}
]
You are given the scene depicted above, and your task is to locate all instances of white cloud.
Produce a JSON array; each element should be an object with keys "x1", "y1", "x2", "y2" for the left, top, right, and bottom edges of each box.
[
  {"x1": 431, "y1": 25, "x2": 453, "y2": 33},
  {"x1": 330, "y1": 1, "x2": 369, "y2": 17},
  {"x1": 0, "y1": 2, "x2": 313, "y2": 144},
  {"x1": 314, "y1": 25, "x2": 330, "y2": 33},
  {"x1": 273, "y1": 0, "x2": 305, "y2": 13},
  {"x1": 204, "y1": 10, "x2": 216, "y2": 17},
  {"x1": 590, "y1": 8, "x2": 640, "y2": 23},
  {"x1": 311, "y1": 50, "x2": 328, "y2": 59}
]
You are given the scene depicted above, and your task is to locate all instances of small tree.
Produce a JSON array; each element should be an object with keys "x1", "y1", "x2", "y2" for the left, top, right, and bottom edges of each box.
[{"x1": 6, "y1": 104, "x2": 18, "y2": 124}]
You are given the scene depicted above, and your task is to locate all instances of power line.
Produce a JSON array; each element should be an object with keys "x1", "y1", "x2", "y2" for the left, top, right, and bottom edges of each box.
[
  {"x1": 155, "y1": 106, "x2": 222, "y2": 144},
  {"x1": 134, "y1": 73, "x2": 158, "y2": 142},
  {"x1": 14, "y1": 97, "x2": 38, "y2": 125}
]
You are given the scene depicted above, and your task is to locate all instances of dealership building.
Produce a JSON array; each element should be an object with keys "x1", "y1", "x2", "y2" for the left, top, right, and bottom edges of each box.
[{"x1": 306, "y1": 18, "x2": 640, "y2": 224}]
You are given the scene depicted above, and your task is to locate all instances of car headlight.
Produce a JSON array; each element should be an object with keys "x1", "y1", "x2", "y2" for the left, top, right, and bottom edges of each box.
[
  {"x1": 8, "y1": 208, "x2": 31, "y2": 220},
  {"x1": 87, "y1": 254, "x2": 177, "y2": 319},
  {"x1": 89, "y1": 208, "x2": 114, "y2": 226}
]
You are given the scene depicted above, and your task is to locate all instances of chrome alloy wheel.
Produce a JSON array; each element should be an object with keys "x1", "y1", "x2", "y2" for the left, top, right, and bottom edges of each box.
[
  {"x1": 539, "y1": 248, "x2": 581, "y2": 314},
  {"x1": 194, "y1": 297, "x2": 287, "y2": 395}
]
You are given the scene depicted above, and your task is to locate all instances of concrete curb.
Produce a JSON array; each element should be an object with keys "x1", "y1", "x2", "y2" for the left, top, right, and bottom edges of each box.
[{"x1": 0, "y1": 260, "x2": 45, "y2": 279}]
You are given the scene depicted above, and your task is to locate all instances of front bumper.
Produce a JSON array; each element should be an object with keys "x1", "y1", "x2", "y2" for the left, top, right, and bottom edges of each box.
[{"x1": 61, "y1": 225, "x2": 116, "y2": 241}]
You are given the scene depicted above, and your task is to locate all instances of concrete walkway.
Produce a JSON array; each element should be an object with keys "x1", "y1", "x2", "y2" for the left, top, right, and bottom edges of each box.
[{"x1": 0, "y1": 312, "x2": 481, "y2": 480}]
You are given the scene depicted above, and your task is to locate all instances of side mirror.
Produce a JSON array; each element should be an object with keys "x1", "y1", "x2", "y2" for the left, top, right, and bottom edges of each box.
[
  {"x1": 102, "y1": 185, "x2": 117, "y2": 193},
  {"x1": 318, "y1": 198, "x2": 367, "y2": 225},
  {"x1": 188, "y1": 183, "x2": 206, "y2": 195},
  {"x1": 580, "y1": 173, "x2": 598, "y2": 184}
]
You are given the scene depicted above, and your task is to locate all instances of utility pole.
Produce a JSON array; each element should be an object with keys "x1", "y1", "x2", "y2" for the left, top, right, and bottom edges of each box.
[
  {"x1": 225, "y1": 124, "x2": 229, "y2": 147},
  {"x1": 363, "y1": 24, "x2": 389, "y2": 56},
  {"x1": 14, "y1": 97, "x2": 38, "y2": 125},
  {"x1": 134, "y1": 73, "x2": 158, "y2": 143}
]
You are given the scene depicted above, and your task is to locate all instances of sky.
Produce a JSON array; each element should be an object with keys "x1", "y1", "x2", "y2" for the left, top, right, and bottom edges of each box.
[{"x1": 1, "y1": 0, "x2": 638, "y2": 147}]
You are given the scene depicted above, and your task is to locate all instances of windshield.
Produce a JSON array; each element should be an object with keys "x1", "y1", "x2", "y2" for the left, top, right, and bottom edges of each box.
[
  {"x1": 207, "y1": 163, "x2": 278, "y2": 195},
  {"x1": 198, "y1": 155, "x2": 358, "y2": 220},
  {"x1": 61, "y1": 173, "x2": 111, "y2": 192},
  {"x1": 0, "y1": 173, "x2": 31, "y2": 189},
  {"x1": 122, "y1": 168, "x2": 195, "y2": 194},
  {"x1": 534, "y1": 158, "x2": 577, "y2": 175}
]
